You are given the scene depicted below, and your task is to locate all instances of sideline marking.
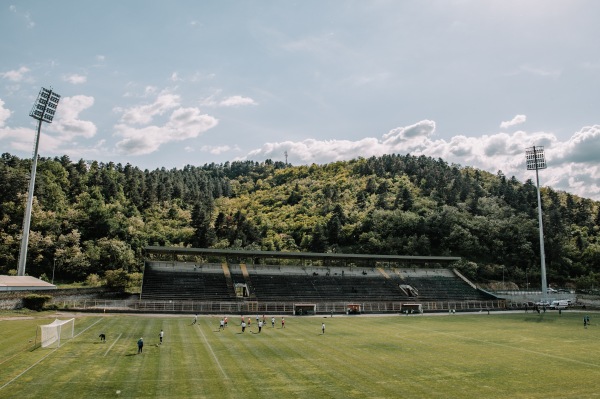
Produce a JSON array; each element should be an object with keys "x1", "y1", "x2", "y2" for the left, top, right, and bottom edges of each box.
[
  {"x1": 0, "y1": 318, "x2": 103, "y2": 391},
  {"x1": 104, "y1": 333, "x2": 122, "y2": 357},
  {"x1": 197, "y1": 320, "x2": 229, "y2": 380}
]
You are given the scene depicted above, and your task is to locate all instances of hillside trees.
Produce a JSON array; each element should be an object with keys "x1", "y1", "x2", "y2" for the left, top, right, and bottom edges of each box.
[{"x1": 0, "y1": 152, "x2": 598, "y2": 289}]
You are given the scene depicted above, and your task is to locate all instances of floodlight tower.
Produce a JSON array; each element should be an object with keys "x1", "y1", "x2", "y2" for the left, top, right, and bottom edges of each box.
[
  {"x1": 526, "y1": 145, "x2": 548, "y2": 301},
  {"x1": 17, "y1": 87, "x2": 61, "y2": 276}
]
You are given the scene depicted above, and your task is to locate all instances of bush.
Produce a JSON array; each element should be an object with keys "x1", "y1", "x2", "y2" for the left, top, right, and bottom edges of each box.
[
  {"x1": 85, "y1": 273, "x2": 102, "y2": 287},
  {"x1": 127, "y1": 272, "x2": 143, "y2": 293},
  {"x1": 22, "y1": 294, "x2": 52, "y2": 311},
  {"x1": 105, "y1": 269, "x2": 129, "y2": 290}
]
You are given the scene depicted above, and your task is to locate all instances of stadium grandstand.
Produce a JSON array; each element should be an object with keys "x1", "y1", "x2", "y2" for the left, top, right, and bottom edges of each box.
[{"x1": 137, "y1": 247, "x2": 503, "y2": 314}]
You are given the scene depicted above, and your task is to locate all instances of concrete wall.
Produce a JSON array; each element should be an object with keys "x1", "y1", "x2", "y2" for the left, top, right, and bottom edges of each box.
[{"x1": 0, "y1": 288, "x2": 123, "y2": 310}]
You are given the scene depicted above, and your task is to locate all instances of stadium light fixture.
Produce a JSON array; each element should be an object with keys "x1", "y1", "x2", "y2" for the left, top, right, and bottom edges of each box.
[
  {"x1": 525, "y1": 145, "x2": 547, "y2": 301},
  {"x1": 17, "y1": 87, "x2": 61, "y2": 277}
]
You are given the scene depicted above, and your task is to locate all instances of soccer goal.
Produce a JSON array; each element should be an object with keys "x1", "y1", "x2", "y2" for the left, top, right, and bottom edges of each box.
[{"x1": 39, "y1": 318, "x2": 75, "y2": 348}]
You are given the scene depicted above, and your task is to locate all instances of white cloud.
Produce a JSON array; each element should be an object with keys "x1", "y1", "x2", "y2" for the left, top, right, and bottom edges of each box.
[
  {"x1": 500, "y1": 114, "x2": 526, "y2": 129},
  {"x1": 243, "y1": 121, "x2": 600, "y2": 200},
  {"x1": 116, "y1": 93, "x2": 181, "y2": 125},
  {"x1": 114, "y1": 99, "x2": 218, "y2": 155},
  {"x1": 200, "y1": 145, "x2": 236, "y2": 155},
  {"x1": 0, "y1": 99, "x2": 12, "y2": 127},
  {"x1": 554, "y1": 125, "x2": 600, "y2": 165},
  {"x1": 1, "y1": 66, "x2": 30, "y2": 82},
  {"x1": 63, "y1": 74, "x2": 87, "y2": 84},
  {"x1": 0, "y1": 95, "x2": 97, "y2": 154},
  {"x1": 50, "y1": 95, "x2": 97, "y2": 140},
  {"x1": 219, "y1": 96, "x2": 257, "y2": 107}
]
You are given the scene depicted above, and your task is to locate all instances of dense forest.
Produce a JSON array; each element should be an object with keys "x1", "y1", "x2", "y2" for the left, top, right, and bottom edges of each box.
[{"x1": 1, "y1": 152, "x2": 599, "y2": 290}]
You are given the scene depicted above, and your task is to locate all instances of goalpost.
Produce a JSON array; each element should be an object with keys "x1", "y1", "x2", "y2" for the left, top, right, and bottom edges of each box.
[{"x1": 39, "y1": 318, "x2": 75, "y2": 348}]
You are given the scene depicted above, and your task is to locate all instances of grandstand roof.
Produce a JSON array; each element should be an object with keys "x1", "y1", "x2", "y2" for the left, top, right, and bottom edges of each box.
[
  {"x1": 144, "y1": 246, "x2": 461, "y2": 265},
  {"x1": 0, "y1": 276, "x2": 57, "y2": 291}
]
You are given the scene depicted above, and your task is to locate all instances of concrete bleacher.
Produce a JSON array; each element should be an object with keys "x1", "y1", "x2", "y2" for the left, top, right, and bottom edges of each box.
[
  {"x1": 141, "y1": 262, "x2": 492, "y2": 303},
  {"x1": 141, "y1": 262, "x2": 235, "y2": 301}
]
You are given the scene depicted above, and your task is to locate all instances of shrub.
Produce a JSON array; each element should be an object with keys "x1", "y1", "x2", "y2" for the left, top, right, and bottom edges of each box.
[
  {"x1": 22, "y1": 294, "x2": 52, "y2": 311},
  {"x1": 85, "y1": 273, "x2": 102, "y2": 287},
  {"x1": 105, "y1": 269, "x2": 129, "y2": 290}
]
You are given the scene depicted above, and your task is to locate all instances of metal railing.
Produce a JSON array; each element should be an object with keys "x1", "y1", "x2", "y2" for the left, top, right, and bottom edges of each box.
[{"x1": 54, "y1": 298, "x2": 506, "y2": 314}]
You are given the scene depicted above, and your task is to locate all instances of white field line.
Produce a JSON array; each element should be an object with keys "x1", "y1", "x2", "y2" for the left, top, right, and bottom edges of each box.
[
  {"x1": 0, "y1": 318, "x2": 103, "y2": 391},
  {"x1": 197, "y1": 321, "x2": 229, "y2": 380},
  {"x1": 104, "y1": 333, "x2": 122, "y2": 357},
  {"x1": 403, "y1": 323, "x2": 600, "y2": 369}
]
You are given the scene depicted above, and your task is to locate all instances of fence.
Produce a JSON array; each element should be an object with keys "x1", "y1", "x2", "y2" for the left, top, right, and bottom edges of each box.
[{"x1": 54, "y1": 298, "x2": 506, "y2": 314}]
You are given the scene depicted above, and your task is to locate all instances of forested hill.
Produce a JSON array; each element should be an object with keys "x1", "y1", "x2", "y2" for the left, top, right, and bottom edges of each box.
[{"x1": 1, "y1": 152, "x2": 599, "y2": 289}]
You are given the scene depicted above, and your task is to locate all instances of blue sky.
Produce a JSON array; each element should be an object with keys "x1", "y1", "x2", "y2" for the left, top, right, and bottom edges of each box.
[{"x1": 1, "y1": 1, "x2": 600, "y2": 199}]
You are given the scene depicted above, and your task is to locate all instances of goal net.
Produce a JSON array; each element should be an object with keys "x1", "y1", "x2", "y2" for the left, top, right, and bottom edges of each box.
[{"x1": 40, "y1": 318, "x2": 75, "y2": 348}]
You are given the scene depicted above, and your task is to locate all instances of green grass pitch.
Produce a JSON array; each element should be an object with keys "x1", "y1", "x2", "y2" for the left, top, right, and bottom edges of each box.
[{"x1": 0, "y1": 311, "x2": 598, "y2": 398}]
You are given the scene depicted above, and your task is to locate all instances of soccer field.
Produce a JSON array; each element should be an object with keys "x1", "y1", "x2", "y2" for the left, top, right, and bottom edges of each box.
[{"x1": 0, "y1": 311, "x2": 598, "y2": 399}]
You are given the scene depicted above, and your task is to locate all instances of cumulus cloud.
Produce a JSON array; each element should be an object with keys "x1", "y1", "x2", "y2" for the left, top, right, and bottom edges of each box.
[
  {"x1": 63, "y1": 74, "x2": 87, "y2": 84},
  {"x1": 555, "y1": 125, "x2": 600, "y2": 164},
  {"x1": 116, "y1": 93, "x2": 181, "y2": 125},
  {"x1": 242, "y1": 121, "x2": 600, "y2": 200},
  {"x1": 114, "y1": 95, "x2": 218, "y2": 155},
  {"x1": 0, "y1": 95, "x2": 97, "y2": 154},
  {"x1": 500, "y1": 114, "x2": 526, "y2": 129},
  {"x1": 1, "y1": 66, "x2": 30, "y2": 82},
  {"x1": 50, "y1": 95, "x2": 97, "y2": 140}
]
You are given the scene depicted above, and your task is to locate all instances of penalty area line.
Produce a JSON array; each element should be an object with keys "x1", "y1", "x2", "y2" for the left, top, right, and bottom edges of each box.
[
  {"x1": 104, "y1": 333, "x2": 122, "y2": 357},
  {"x1": 0, "y1": 346, "x2": 60, "y2": 392},
  {"x1": 0, "y1": 318, "x2": 103, "y2": 391}
]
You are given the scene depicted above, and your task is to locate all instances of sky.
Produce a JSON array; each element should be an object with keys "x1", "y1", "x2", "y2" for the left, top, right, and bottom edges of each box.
[{"x1": 1, "y1": 1, "x2": 600, "y2": 200}]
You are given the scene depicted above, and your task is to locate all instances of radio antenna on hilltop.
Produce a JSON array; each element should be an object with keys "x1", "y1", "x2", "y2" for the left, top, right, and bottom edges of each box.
[{"x1": 284, "y1": 151, "x2": 288, "y2": 165}]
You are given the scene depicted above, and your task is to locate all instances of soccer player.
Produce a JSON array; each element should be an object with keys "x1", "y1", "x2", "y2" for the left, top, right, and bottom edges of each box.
[
  {"x1": 258, "y1": 320, "x2": 263, "y2": 333},
  {"x1": 137, "y1": 337, "x2": 144, "y2": 354},
  {"x1": 192, "y1": 314, "x2": 198, "y2": 325},
  {"x1": 281, "y1": 317, "x2": 285, "y2": 328},
  {"x1": 219, "y1": 319, "x2": 225, "y2": 330},
  {"x1": 241, "y1": 321, "x2": 246, "y2": 333},
  {"x1": 322, "y1": 323, "x2": 325, "y2": 334},
  {"x1": 159, "y1": 330, "x2": 164, "y2": 344},
  {"x1": 271, "y1": 317, "x2": 275, "y2": 328}
]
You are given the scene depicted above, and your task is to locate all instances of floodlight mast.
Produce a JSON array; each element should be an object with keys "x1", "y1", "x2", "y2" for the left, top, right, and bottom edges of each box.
[
  {"x1": 525, "y1": 145, "x2": 548, "y2": 302},
  {"x1": 17, "y1": 87, "x2": 60, "y2": 276}
]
